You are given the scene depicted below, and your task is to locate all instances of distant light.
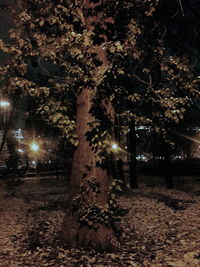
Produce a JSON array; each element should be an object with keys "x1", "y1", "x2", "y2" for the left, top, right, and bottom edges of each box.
[
  {"x1": 136, "y1": 126, "x2": 150, "y2": 130},
  {"x1": 30, "y1": 142, "x2": 40, "y2": 152},
  {"x1": 32, "y1": 160, "x2": 36, "y2": 165},
  {"x1": 18, "y1": 148, "x2": 24, "y2": 153},
  {"x1": 111, "y1": 143, "x2": 118, "y2": 151},
  {"x1": 0, "y1": 101, "x2": 10, "y2": 108},
  {"x1": 15, "y1": 129, "x2": 23, "y2": 139}
]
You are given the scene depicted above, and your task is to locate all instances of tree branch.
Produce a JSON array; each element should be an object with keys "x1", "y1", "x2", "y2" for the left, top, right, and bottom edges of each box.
[{"x1": 179, "y1": 0, "x2": 185, "y2": 17}]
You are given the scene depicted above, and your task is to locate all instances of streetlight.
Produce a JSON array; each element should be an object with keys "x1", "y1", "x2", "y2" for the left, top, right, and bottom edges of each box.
[
  {"x1": 30, "y1": 142, "x2": 40, "y2": 152},
  {"x1": 18, "y1": 148, "x2": 24, "y2": 153},
  {"x1": 111, "y1": 142, "x2": 119, "y2": 152},
  {"x1": 29, "y1": 141, "x2": 40, "y2": 178},
  {"x1": 0, "y1": 101, "x2": 10, "y2": 108}
]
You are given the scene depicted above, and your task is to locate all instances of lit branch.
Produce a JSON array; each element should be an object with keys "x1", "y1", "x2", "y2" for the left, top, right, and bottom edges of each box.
[{"x1": 179, "y1": 0, "x2": 185, "y2": 17}]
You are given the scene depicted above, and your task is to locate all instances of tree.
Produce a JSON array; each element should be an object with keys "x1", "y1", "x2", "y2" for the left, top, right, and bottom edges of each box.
[
  {"x1": 122, "y1": 0, "x2": 200, "y2": 188},
  {"x1": 0, "y1": 101, "x2": 15, "y2": 154},
  {"x1": 128, "y1": 120, "x2": 138, "y2": 189},
  {"x1": 0, "y1": 0, "x2": 200, "y2": 250}
]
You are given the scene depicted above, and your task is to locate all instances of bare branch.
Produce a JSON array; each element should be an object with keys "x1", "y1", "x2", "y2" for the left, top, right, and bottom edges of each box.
[
  {"x1": 133, "y1": 73, "x2": 151, "y2": 86},
  {"x1": 171, "y1": 10, "x2": 179, "y2": 19},
  {"x1": 160, "y1": 25, "x2": 166, "y2": 42},
  {"x1": 179, "y1": 0, "x2": 185, "y2": 17},
  {"x1": 151, "y1": 22, "x2": 160, "y2": 33}
]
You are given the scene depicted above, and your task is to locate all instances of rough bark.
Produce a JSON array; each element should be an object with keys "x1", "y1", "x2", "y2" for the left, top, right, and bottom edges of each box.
[{"x1": 62, "y1": 88, "x2": 119, "y2": 251}]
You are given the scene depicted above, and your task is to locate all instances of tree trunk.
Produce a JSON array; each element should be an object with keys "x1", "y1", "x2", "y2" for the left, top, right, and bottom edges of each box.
[
  {"x1": 129, "y1": 120, "x2": 138, "y2": 189},
  {"x1": 114, "y1": 117, "x2": 124, "y2": 181},
  {"x1": 62, "y1": 88, "x2": 119, "y2": 251},
  {"x1": 162, "y1": 141, "x2": 174, "y2": 189},
  {"x1": 0, "y1": 106, "x2": 14, "y2": 154},
  {"x1": 5, "y1": 130, "x2": 19, "y2": 180}
]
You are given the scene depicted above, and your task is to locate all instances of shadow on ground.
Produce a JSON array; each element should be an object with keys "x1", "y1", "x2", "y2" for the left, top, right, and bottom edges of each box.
[{"x1": 128, "y1": 191, "x2": 196, "y2": 211}]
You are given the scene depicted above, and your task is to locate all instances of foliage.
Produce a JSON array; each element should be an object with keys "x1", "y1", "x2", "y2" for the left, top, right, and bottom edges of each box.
[
  {"x1": 0, "y1": 0, "x2": 199, "y2": 151},
  {"x1": 72, "y1": 178, "x2": 126, "y2": 231}
]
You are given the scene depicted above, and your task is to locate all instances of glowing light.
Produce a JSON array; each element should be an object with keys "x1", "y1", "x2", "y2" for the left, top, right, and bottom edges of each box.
[
  {"x1": 0, "y1": 101, "x2": 10, "y2": 108},
  {"x1": 15, "y1": 129, "x2": 23, "y2": 139},
  {"x1": 111, "y1": 143, "x2": 118, "y2": 151},
  {"x1": 30, "y1": 142, "x2": 40, "y2": 152},
  {"x1": 175, "y1": 132, "x2": 200, "y2": 144},
  {"x1": 18, "y1": 148, "x2": 24, "y2": 153}
]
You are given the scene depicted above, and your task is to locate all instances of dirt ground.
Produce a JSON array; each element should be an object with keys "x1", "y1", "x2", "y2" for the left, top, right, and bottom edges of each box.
[{"x1": 0, "y1": 176, "x2": 200, "y2": 267}]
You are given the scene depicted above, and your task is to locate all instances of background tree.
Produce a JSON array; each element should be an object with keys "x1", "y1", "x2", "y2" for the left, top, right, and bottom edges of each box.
[
  {"x1": 116, "y1": 0, "x2": 200, "y2": 188},
  {"x1": 0, "y1": 100, "x2": 15, "y2": 154}
]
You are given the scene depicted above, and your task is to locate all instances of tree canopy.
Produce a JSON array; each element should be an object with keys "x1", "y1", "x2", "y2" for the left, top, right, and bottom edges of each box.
[{"x1": 0, "y1": 0, "x2": 199, "y2": 147}]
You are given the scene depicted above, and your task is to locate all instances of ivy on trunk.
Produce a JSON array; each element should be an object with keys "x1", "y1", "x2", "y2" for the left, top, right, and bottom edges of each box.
[{"x1": 62, "y1": 88, "x2": 120, "y2": 250}]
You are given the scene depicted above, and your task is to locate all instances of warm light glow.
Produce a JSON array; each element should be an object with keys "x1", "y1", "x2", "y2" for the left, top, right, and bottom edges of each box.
[
  {"x1": 0, "y1": 101, "x2": 10, "y2": 108},
  {"x1": 30, "y1": 142, "x2": 40, "y2": 152},
  {"x1": 111, "y1": 143, "x2": 118, "y2": 151}
]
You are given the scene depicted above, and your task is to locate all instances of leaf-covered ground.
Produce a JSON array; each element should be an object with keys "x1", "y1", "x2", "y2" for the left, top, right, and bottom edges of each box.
[{"x1": 0, "y1": 176, "x2": 200, "y2": 267}]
